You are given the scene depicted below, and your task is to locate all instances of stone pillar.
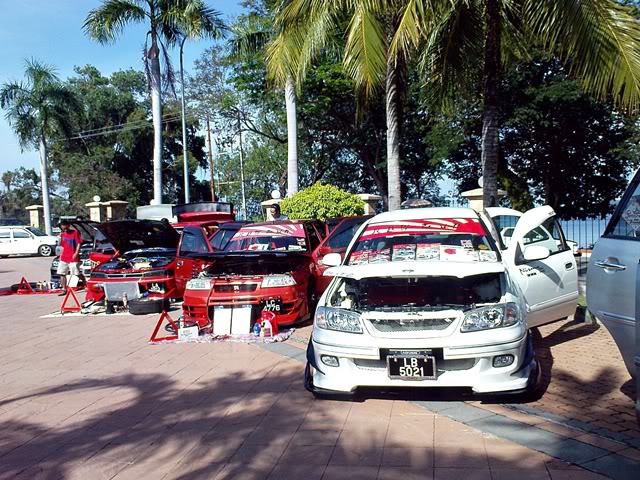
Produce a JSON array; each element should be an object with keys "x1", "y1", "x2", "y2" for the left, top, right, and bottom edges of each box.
[
  {"x1": 356, "y1": 194, "x2": 382, "y2": 215},
  {"x1": 26, "y1": 205, "x2": 44, "y2": 229},
  {"x1": 103, "y1": 200, "x2": 129, "y2": 221},
  {"x1": 461, "y1": 188, "x2": 507, "y2": 211},
  {"x1": 85, "y1": 201, "x2": 106, "y2": 223}
]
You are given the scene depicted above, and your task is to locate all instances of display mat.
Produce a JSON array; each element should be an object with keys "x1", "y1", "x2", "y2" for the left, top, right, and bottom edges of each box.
[
  {"x1": 148, "y1": 329, "x2": 295, "y2": 345},
  {"x1": 41, "y1": 301, "x2": 183, "y2": 318}
]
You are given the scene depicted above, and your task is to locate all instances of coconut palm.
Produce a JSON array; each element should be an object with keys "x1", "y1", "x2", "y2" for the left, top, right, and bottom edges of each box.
[
  {"x1": 268, "y1": 0, "x2": 436, "y2": 211},
  {"x1": 0, "y1": 60, "x2": 78, "y2": 234},
  {"x1": 410, "y1": 0, "x2": 640, "y2": 206},
  {"x1": 84, "y1": 0, "x2": 225, "y2": 205},
  {"x1": 231, "y1": 12, "x2": 300, "y2": 196}
]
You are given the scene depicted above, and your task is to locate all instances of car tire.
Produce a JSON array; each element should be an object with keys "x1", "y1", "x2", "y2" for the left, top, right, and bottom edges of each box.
[
  {"x1": 38, "y1": 245, "x2": 53, "y2": 257},
  {"x1": 128, "y1": 298, "x2": 170, "y2": 315}
]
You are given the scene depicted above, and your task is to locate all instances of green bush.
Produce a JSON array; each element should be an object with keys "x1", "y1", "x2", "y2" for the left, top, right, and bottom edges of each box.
[{"x1": 280, "y1": 183, "x2": 365, "y2": 221}]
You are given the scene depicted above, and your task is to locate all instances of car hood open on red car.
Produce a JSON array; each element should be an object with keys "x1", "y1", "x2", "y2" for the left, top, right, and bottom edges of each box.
[
  {"x1": 194, "y1": 251, "x2": 309, "y2": 276},
  {"x1": 96, "y1": 220, "x2": 179, "y2": 254}
]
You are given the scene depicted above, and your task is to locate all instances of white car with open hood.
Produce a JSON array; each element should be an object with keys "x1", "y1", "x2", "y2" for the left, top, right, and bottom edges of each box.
[{"x1": 305, "y1": 206, "x2": 578, "y2": 396}]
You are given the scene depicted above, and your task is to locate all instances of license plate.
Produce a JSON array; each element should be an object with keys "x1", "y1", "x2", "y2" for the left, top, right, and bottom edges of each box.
[
  {"x1": 261, "y1": 298, "x2": 283, "y2": 312},
  {"x1": 387, "y1": 355, "x2": 436, "y2": 380}
]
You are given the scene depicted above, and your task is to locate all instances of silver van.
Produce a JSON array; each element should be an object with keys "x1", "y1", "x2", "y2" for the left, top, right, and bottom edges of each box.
[{"x1": 587, "y1": 168, "x2": 640, "y2": 425}]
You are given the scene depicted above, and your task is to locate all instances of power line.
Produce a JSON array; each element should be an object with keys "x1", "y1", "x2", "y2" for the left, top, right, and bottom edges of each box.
[
  {"x1": 73, "y1": 111, "x2": 184, "y2": 137},
  {"x1": 68, "y1": 114, "x2": 182, "y2": 140}
]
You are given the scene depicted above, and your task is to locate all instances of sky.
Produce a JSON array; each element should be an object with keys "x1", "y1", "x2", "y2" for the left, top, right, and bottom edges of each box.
[{"x1": 0, "y1": 0, "x2": 245, "y2": 173}]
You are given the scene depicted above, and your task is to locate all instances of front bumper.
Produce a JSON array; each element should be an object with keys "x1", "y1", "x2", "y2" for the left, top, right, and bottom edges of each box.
[
  {"x1": 86, "y1": 274, "x2": 177, "y2": 300},
  {"x1": 307, "y1": 330, "x2": 536, "y2": 395}
]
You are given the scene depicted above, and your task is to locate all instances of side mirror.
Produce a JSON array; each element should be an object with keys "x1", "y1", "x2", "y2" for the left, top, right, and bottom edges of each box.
[
  {"x1": 523, "y1": 245, "x2": 551, "y2": 262},
  {"x1": 322, "y1": 252, "x2": 342, "y2": 267},
  {"x1": 317, "y1": 246, "x2": 332, "y2": 256}
]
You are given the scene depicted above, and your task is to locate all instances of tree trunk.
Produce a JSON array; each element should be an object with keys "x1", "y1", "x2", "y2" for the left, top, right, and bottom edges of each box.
[
  {"x1": 206, "y1": 114, "x2": 216, "y2": 201},
  {"x1": 385, "y1": 54, "x2": 403, "y2": 211},
  {"x1": 285, "y1": 76, "x2": 298, "y2": 196},
  {"x1": 360, "y1": 147, "x2": 388, "y2": 209},
  {"x1": 39, "y1": 136, "x2": 52, "y2": 235},
  {"x1": 481, "y1": 0, "x2": 501, "y2": 208},
  {"x1": 148, "y1": 34, "x2": 163, "y2": 205}
]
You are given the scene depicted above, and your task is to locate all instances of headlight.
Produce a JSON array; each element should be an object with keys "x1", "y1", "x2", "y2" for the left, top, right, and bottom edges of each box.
[
  {"x1": 460, "y1": 303, "x2": 520, "y2": 332},
  {"x1": 261, "y1": 274, "x2": 296, "y2": 288},
  {"x1": 186, "y1": 279, "x2": 212, "y2": 290},
  {"x1": 315, "y1": 306, "x2": 363, "y2": 334}
]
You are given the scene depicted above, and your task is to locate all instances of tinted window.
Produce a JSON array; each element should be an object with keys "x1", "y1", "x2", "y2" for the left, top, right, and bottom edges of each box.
[
  {"x1": 0, "y1": 231, "x2": 10, "y2": 239},
  {"x1": 211, "y1": 228, "x2": 238, "y2": 251},
  {"x1": 13, "y1": 230, "x2": 31, "y2": 239},
  {"x1": 326, "y1": 218, "x2": 367, "y2": 250},
  {"x1": 179, "y1": 230, "x2": 209, "y2": 255},
  {"x1": 26, "y1": 227, "x2": 46, "y2": 237},
  {"x1": 607, "y1": 178, "x2": 640, "y2": 238}
]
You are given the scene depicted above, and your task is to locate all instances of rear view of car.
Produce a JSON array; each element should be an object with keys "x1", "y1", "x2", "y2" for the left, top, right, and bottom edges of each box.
[{"x1": 587, "y1": 168, "x2": 640, "y2": 425}]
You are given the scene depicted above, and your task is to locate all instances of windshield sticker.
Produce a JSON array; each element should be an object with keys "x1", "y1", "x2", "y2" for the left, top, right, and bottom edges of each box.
[
  {"x1": 461, "y1": 239, "x2": 474, "y2": 251},
  {"x1": 392, "y1": 244, "x2": 416, "y2": 261},
  {"x1": 369, "y1": 247, "x2": 391, "y2": 263},
  {"x1": 622, "y1": 196, "x2": 640, "y2": 232},
  {"x1": 416, "y1": 243, "x2": 440, "y2": 260},
  {"x1": 440, "y1": 245, "x2": 479, "y2": 262},
  {"x1": 479, "y1": 250, "x2": 498, "y2": 262},
  {"x1": 248, "y1": 243, "x2": 269, "y2": 251},
  {"x1": 359, "y1": 218, "x2": 485, "y2": 241},
  {"x1": 350, "y1": 250, "x2": 370, "y2": 265},
  {"x1": 234, "y1": 224, "x2": 305, "y2": 238}
]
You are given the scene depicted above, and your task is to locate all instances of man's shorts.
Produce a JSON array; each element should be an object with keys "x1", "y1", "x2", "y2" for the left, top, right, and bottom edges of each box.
[{"x1": 57, "y1": 261, "x2": 80, "y2": 276}]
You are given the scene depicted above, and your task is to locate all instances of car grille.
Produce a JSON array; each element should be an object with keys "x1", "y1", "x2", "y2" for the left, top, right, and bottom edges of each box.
[
  {"x1": 354, "y1": 358, "x2": 477, "y2": 372},
  {"x1": 214, "y1": 283, "x2": 258, "y2": 293},
  {"x1": 368, "y1": 317, "x2": 456, "y2": 332},
  {"x1": 90, "y1": 269, "x2": 173, "y2": 279}
]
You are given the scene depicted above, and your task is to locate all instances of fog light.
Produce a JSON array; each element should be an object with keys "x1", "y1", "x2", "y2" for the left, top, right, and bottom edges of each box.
[
  {"x1": 321, "y1": 355, "x2": 339, "y2": 367},
  {"x1": 493, "y1": 355, "x2": 514, "y2": 368}
]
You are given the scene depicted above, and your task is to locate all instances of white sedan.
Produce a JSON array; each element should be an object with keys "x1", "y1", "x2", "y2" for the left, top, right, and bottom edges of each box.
[
  {"x1": 305, "y1": 206, "x2": 578, "y2": 396},
  {"x1": 0, "y1": 226, "x2": 59, "y2": 257}
]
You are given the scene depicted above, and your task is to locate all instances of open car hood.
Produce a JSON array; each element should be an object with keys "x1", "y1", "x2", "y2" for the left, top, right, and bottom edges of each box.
[
  {"x1": 199, "y1": 251, "x2": 309, "y2": 276},
  {"x1": 96, "y1": 220, "x2": 179, "y2": 253},
  {"x1": 325, "y1": 260, "x2": 505, "y2": 280}
]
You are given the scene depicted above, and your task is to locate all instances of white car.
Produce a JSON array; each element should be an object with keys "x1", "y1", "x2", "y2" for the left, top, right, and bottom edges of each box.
[
  {"x1": 305, "y1": 206, "x2": 578, "y2": 396},
  {"x1": 0, "y1": 226, "x2": 59, "y2": 257}
]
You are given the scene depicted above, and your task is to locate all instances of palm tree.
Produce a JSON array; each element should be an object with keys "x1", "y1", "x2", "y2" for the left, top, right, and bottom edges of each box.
[
  {"x1": 232, "y1": 12, "x2": 300, "y2": 197},
  {"x1": 268, "y1": 0, "x2": 435, "y2": 211},
  {"x1": 84, "y1": 0, "x2": 225, "y2": 205},
  {"x1": 0, "y1": 60, "x2": 77, "y2": 234},
  {"x1": 418, "y1": 0, "x2": 640, "y2": 206}
]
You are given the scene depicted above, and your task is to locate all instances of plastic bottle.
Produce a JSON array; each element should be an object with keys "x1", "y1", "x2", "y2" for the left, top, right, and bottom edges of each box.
[
  {"x1": 262, "y1": 319, "x2": 273, "y2": 338},
  {"x1": 259, "y1": 323, "x2": 265, "y2": 338},
  {"x1": 123, "y1": 293, "x2": 128, "y2": 310},
  {"x1": 253, "y1": 322, "x2": 261, "y2": 337}
]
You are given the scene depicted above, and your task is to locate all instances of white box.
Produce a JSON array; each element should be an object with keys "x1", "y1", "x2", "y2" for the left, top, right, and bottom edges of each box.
[
  {"x1": 231, "y1": 305, "x2": 252, "y2": 335},
  {"x1": 213, "y1": 307, "x2": 232, "y2": 335},
  {"x1": 178, "y1": 325, "x2": 199, "y2": 341}
]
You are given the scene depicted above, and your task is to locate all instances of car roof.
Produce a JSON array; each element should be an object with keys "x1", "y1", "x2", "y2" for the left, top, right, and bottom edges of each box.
[
  {"x1": 368, "y1": 207, "x2": 479, "y2": 224},
  {"x1": 246, "y1": 220, "x2": 312, "y2": 227},
  {"x1": 0, "y1": 225, "x2": 31, "y2": 229}
]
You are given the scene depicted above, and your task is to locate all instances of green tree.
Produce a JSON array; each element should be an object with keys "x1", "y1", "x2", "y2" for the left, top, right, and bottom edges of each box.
[
  {"x1": 280, "y1": 182, "x2": 365, "y2": 220},
  {"x1": 0, "y1": 60, "x2": 77, "y2": 234},
  {"x1": 0, "y1": 168, "x2": 41, "y2": 222},
  {"x1": 84, "y1": 0, "x2": 225, "y2": 204},
  {"x1": 421, "y1": 0, "x2": 640, "y2": 207}
]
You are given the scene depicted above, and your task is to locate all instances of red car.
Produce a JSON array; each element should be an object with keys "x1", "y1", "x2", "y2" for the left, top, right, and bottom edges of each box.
[
  {"x1": 182, "y1": 216, "x2": 371, "y2": 330},
  {"x1": 86, "y1": 220, "x2": 180, "y2": 302}
]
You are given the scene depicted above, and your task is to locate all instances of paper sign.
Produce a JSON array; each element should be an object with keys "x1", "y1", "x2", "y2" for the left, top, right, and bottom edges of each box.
[
  {"x1": 440, "y1": 245, "x2": 479, "y2": 262},
  {"x1": 479, "y1": 250, "x2": 498, "y2": 262},
  {"x1": 416, "y1": 243, "x2": 440, "y2": 261},
  {"x1": 350, "y1": 250, "x2": 370, "y2": 265},
  {"x1": 231, "y1": 305, "x2": 252, "y2": 334},
  {"x1": 622, "y1": 196, "x2": 640, "y2": 232},
  {"x1": 369, "y1": 247, "x2": 391, "y2": 263},
  {"x1": 178, "y1": 325, "x2": 199, "y2": 341},
  {"x1": 213, "y1": 307, "x2": 232, "y2": 335},
  {"x1": 392, "y1": 244, "x2": 416, "y2": 262}
]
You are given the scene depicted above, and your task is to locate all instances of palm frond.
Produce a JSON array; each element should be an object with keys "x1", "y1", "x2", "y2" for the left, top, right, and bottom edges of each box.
[
  {"x1": 389, "y1": 0, "x2": 435, "y2": 58},
  {"x1": 524, "y1": 0, "x2": 640, "y2": 111},
  {"x1": 420, "y1": 0, "x2": 484, "y2": 111},
  {"x1": 343, "y1": 0, "x2": 387, "y2": 96},
  {"x1": 84, "y1": 0, "x2": 147, "y2": 44},
  {"x1": 229, "y1": 13, "x2": 273, "y2": 59}
]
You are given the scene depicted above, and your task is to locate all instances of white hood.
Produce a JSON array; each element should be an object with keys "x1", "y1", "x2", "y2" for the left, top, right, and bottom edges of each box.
[{"x1": 324, "y1": 260, "x2": 505, "y2": 280}]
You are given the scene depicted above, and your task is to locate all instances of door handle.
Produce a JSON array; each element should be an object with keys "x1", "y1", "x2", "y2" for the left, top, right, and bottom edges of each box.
[
  {"x1": 565, "y1": 262, "x2": 574, "y2": 270},
  {"x1": 594, "y1": 260, "x2": 626, "y2": 271}
]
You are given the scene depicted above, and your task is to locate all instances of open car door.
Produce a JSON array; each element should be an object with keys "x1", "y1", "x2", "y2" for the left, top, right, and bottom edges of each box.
[
  {"x1": 502, "y1": 206, "x2": 578, "y2": 328},
  {"x1": 175, "y1": 226, "x2": 212, "y2": 295}
]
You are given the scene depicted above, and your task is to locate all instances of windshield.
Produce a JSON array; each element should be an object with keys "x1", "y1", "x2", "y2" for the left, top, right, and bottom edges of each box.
[
  {"x1": 26, "y1": 227, "x2": 46, "y2": 237},
  {"x1": 347, "y1": 217, "x2": 498, "y2": 265},
  {"x1": 225, "y1": 224, "x2": 307, "y2": 252}
]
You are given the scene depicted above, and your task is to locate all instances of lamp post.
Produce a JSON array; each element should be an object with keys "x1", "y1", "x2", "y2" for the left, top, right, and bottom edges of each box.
[{"x1": 179, "y1": 35, "x2": 190, "y2": 204}]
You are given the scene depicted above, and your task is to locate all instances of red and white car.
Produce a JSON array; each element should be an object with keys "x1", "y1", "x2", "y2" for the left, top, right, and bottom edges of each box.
[{"x1": 182, "y1": 216, "x2": 371, "y2": 330}]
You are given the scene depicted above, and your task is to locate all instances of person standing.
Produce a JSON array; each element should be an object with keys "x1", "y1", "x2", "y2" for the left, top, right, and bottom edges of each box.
[
  {"x1": 58, "y1": 220, "x2": 82, "y2": 296},
  {"x1": 269, "y1": 204, "x2": 288, "y2": 220}
]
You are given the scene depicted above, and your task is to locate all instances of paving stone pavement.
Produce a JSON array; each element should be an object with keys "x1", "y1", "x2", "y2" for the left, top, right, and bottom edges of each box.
[{"x1": 0, "y1": 256, "x2": 636, "y2": 479}]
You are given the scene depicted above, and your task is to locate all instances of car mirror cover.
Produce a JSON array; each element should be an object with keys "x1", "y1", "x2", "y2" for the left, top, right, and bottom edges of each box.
[{"x1": 322, "y1": 253, "x2": 342, "y2": 267}]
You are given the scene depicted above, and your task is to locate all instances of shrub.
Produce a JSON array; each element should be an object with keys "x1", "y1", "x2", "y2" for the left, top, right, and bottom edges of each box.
[{"x1": 280, "y1": 183, "x2": 365, "y2": 221}]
